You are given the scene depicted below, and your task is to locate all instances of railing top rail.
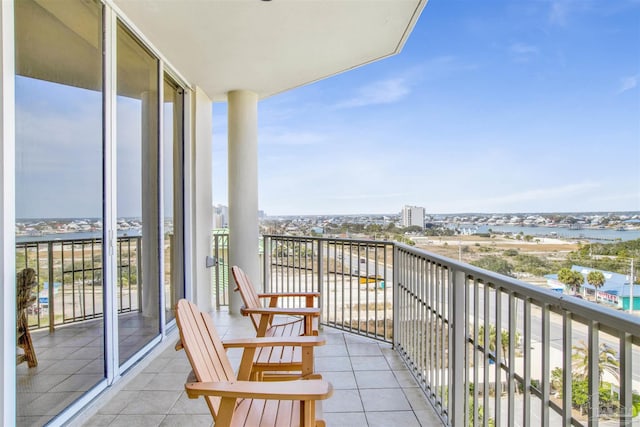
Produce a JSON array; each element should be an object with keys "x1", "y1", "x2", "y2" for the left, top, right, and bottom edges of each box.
[
  {"x1": 16, "y1": 235, "x2": 142, "y2": 245},
  {"x1": 395, "y1": 241, "x2": 640, "y2": 336},
  {"x1": 263, "y1": 234, "x2": 394, "y2": 247}
]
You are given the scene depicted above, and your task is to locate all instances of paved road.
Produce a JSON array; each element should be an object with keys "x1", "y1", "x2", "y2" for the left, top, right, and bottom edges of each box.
[{"x1": 325, "y1": 245, "x2": 640, "y2": 387}]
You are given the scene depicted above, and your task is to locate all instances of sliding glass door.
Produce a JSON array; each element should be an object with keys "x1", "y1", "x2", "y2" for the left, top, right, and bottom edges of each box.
[
  {"x1": 14, "y1": 1, "x2": 105, "y2": 424},
  {"x1": 116, "y1": 22, "x2": 161, "y2": 364},
  {"x1": 12, "y1": 2, "x2": 187, "y2": 422}
]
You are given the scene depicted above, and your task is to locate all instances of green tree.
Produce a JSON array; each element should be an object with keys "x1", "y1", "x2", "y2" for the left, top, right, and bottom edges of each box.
[
  {"x1": 476, "y1": 325, "x2": 520, "y2": 358},
  {"x1": 500, "y1": 328, "x2": 521, "y2": 359},
  {"x1": 571, "y1": 340, "x2": 620, "y2": 383},
  {"x1": 587, "y1": 270, "x2": 606, "y2": 291},
  {"x1": 477, "y1": 324, "x2": 497, "y2": 352},
  {"x1": 513, "y1": 254, "x2": 555, "y2": 277},
  {"x1": 558, "y1": 268, "x2": 584, "y2": 294},
  {"x1": 366, "y1": 224, "x2": 382, "y2": 233},
  {"x1": 550, "y1": 367, "x2": 563, "y2": 392},
  {"x1": 472, "y1": 256, "x2": 513, "y2": 277}
]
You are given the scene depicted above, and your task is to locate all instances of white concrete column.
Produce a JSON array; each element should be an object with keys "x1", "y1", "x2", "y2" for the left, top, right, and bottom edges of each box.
[
  {"x1": 188, "y1": 87, "x2": 213, "y2": 312},
  {"x1": 0, "y1": 1, "x2": 16, "y2": 424},
  {"x1": 228, "y1": 90, "x2": 259, "y2": 314}
]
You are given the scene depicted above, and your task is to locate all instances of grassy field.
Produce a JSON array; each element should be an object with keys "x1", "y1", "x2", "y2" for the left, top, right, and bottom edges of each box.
[
  {"x1": 412, "y1": 234, "x2": 580, "y2": 285},
  {"x1": 414, "y1": 234, "x2": 579, "y2": 258}
]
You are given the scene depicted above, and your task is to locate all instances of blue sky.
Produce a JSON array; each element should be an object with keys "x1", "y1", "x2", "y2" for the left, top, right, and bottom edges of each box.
[{"x1": 213, "y1": 0, "x2": 640, "y2": 216}]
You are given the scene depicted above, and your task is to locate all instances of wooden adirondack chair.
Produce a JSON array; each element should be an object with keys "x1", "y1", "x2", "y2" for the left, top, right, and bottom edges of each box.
[
  {"x1": 231, "y1": 265, "x2": 320, "y2": 338},
  {"x1": 16, "y1": 268, "x2": 38, "y2": 367},
  {"x1": 175, "y1": 299, "x2": 332, "y2": 427}
]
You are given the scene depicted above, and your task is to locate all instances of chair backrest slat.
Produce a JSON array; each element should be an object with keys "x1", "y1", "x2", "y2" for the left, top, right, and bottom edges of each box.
[
  {"x1": 232, "y1": 266, "x2": 263, "y2": 331},
  {"x1": 175, "y1": 299, "x2": 236, "y2": 418}
]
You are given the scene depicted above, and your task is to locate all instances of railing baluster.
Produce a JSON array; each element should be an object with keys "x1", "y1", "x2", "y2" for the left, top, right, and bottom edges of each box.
[
  {"x1": 465, "y1": 274, "x2": 471, "y2": 427},
  {"x1": 562, "y1": 311, "x2": 572, "y2": 427},
  {"x1": 541, "y1": 303, "x2": 550, "y2": 427},
  {"x1": 495, "y1": 286, "x2": 502, "y2": 427},
  {"x1": 473, "y1": 278, "x2": 479, "y2": 425},
  {"x1": 483, "y1": 281, "x2": 490, "y2": 427},
  {"x1": 523, "y1": 298, "x2": 531, "y2": 427},
  {"x1": 508, "y1": 292, "x2": 516, "y2": 427},
  {"x1": 48, "y1": 241, "x2": 55, "y2": 332},
  {"x1": 440, "y1": 265, "x2": 446, "y2": 409},
  {"x1": 619, "y1": 331, "x2": 632, "y2": 426},
  {"x1": 452, "y1": 270, "x2": 466, "y2": 425},
  {"x1": 588, "y1": 321, "x2": 599, "y2": 427}
]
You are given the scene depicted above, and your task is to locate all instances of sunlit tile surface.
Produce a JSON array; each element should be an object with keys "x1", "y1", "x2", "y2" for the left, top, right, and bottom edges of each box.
[{"x1": 77, "y1": 309, "x2": 442, "y2": 427}]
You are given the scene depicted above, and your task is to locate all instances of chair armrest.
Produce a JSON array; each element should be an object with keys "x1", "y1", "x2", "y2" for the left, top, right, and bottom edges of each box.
[
  {"x1": 257, "y1": 292, "x2": 320, "y2": 299},
  {"x1": 185, "y1": 379, "x2": 333, "y2": 400},
  {"x1": 240, "y1": 306, "x2": 320, "y2": 317},
  {"x1": 222, "y1": 336, "x2": 325, "y2": 348}
]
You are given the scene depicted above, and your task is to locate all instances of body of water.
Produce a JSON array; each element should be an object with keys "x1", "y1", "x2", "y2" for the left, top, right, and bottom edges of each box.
[
  {"x1": 16, "y1": 225, "x2": 640, "y2": 244},
  {"x1": 459, "y1": 224, "x2": 640, "y2": 242},
  {"x1": 16, "y1": 230, "x2": 141, "y2": 244}
]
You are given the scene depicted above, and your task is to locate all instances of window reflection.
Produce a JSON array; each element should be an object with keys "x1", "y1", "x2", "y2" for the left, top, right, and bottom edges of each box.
[
  {"x1": 14, "y1": 0, "x2": 104, "y2": 424},
  {"x1": 116, "y1": 22, "x2": 161, "y2": 364},
  {"x1": 163, "y1": 77, "x2": 185, "y2": 323}
]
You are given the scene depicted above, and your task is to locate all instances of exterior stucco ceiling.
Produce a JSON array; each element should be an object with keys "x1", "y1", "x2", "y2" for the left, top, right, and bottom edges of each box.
[{"x1": 113, "y1": 0, "x2": 426, "y2": 101}]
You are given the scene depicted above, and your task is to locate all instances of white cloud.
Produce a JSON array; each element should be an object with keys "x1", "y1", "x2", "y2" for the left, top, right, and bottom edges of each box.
[
  {"x1": 335, "y1": 78, "x2": 410, "y2": 109},
  {"x1": 260, "y1": 130, "x2": 325, "y2": 146},
  {"x1": 549, "y1": 0, "x2": 571, "y2": 26},
  {"x1": 509, "y1": 42, "x2": 539, "y2": 62},
  {"x1": 548, "y1": 0, "x2": 597, "y2": 27},
  {"x1": 618, "y1": 74, "x2": 638, "y2": 94},
  {"x1": 479, "y1": 182, "x2": 601, "y2": 206},
  {"x1": 329, "y1": 192, "x2": 409, "y2": 201},
  {"x1": 510, "y1": 43, "x2": 539, "y2": 55}
]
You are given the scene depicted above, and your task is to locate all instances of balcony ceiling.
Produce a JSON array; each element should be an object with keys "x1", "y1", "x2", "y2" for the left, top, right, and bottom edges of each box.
[{"x1": 113, "y1": 0, "x2": 426, "y2": 101}]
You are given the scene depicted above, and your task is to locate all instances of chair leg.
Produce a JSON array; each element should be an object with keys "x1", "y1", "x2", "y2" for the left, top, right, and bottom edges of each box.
[
  {"x1": 23, "y1": 329, "x2": 38, "y2": 368},
  {"x1": 16, "y1": 312, "x2": 37, "y2": 368}
]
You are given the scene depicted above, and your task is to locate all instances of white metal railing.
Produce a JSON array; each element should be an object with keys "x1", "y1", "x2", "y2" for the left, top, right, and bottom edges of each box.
[
  {"x1": 395, "y1": 242, "x2": 640, "y2": 426},
  {"x1": 16, "y1": 236, "x2": 142, "y2": 331},
  {"x1": 214, "y1": 234, "x2": 640, "y2": 426},
  {"x1": 263, "y1": 235, "x2": 394, "y2": 342}
]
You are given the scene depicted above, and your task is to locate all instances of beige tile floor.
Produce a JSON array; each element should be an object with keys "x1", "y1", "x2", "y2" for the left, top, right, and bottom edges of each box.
[
  {"x1": 17, "y1": 312, "x2": 159, "y2": 427},
  {"x1": 80, "y1": 309, "x2": 442, "y2": 426}
]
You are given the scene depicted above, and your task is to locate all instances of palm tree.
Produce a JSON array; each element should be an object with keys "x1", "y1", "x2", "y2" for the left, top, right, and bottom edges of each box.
[
  {"x1": 500, "y1": 328, "x2": 521, "y2": 359},
  {"x1": 571, "y1": 340, "x2": 620, "y2": 383},
  {"x1": 476, "y1": 325, "x2": 520, "y2": 360},
  {"x1": 477, "y1": 324, "x2": 497, "y2": 352},
  {"x1": 558, "y1": 268, "x2": 585, "y2": 295},
  {"x1": 587, "y1": 270, "x2": 606, "y2": 291}
]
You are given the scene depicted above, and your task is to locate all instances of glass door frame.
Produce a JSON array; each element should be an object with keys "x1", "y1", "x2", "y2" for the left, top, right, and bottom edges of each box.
[
  {"x1": 1, "y1": 1, "x2": 17, "y2": 425},
  {"x1": 1, "y1": 1, "x2": 191, "y2": 424}
]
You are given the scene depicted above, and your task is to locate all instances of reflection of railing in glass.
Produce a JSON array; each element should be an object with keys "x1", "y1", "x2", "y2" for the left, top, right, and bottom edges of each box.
[{"x1": 15, "y1": 236, "x2": 142, "y2": 331}]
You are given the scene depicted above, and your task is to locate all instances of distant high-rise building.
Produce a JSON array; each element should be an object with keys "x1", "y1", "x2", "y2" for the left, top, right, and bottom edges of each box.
[
  {"x1": 214, "y1": 204, "x2": 228, "y2": 228},
  {"x1": 402, "y1": 205, "x2": 425, "y2": 228}
]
